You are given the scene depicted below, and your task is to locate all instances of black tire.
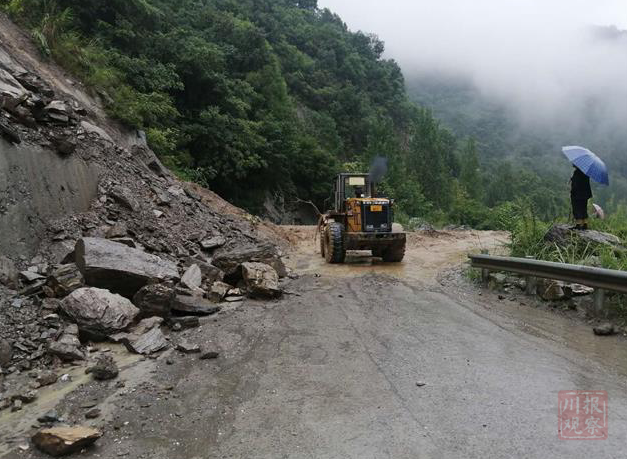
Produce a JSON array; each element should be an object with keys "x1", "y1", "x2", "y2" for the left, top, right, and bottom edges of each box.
[
  {"x1": 382, "y1": 241, "x2": 405, "y2": 262},
  {"x1": 324, "y1": 222, "x2": 346, "y2": 264},
  {"x1": 319, "y1": 231, "x2": 326, "y2": 257}
]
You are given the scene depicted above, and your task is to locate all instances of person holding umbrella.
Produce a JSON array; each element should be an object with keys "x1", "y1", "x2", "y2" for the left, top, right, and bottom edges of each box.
[
  {"x1": 570, "y1": 165, "x2": 592, "y2": 230},
  {"x1": 562, "y1": 146, "x2": 609, "y2": 231}
]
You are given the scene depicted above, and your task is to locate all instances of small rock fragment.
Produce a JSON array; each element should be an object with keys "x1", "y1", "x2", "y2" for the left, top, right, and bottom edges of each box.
[
  {"x1": 180, "y1": 264, "x2": 202, "y2": 290},
  {"x1": 37, "y1": 410, "x2": 60, "y2": 423},
  {"x1": 36, "y1": 371, "x2": 58, "y2": 387},
  {"x1": 32, "y1": 426, "x2": 102, "y2": 456},
  {"x1": 84, "y1": 408, "x2": 101, "y2": 419},
  {"x1": 86, "y1": 354, "x2": 119, "y2": 380},
  {"x1": 176, "y1": 340, "x2": 200, "y2": 354},
  {"x1": 200, "y1": 351, "x2": 219, "y2": 360},
  {"x1": 593, "y1": 323, "x2": 616, "y2": 336}
]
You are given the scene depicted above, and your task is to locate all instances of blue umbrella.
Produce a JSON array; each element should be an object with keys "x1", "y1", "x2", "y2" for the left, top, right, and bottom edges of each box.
[{"x1": 562, "y1": 146, "x2": 609, "y2": 186}]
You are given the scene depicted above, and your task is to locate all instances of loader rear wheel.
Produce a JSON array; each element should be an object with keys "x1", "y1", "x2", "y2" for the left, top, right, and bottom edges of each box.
[
  {"x1": 382, "y1": 241, "x2": 405, "y2": 262},
  {"x1": 319, "y1": 230, "x2": 326, "y2": 257},
  {"x1": 325, "y1": 222, "x2": 346, "y2": 264}
]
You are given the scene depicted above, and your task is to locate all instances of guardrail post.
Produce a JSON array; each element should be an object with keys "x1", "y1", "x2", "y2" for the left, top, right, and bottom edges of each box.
[
  {"x1": 524, "y1": 256, "x2": 537, "y2": 296},
  {"x1": 593, "y1": 289, "x2": 606, "y2": 317},
  {"x1": 480, "y1": 249, "x2": 490, "y2": 284}
]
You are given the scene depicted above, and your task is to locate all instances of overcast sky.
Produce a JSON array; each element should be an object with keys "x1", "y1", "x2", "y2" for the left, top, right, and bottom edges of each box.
[{"x1": 317, "y1": 0, "x2": 627, "y2": 129}]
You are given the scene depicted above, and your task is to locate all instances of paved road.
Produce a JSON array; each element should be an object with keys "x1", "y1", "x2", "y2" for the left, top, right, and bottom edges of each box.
[
  {"x1": 78, "y1": 268, "x2": 623, "y2": 459},
  {"x1": 182, "y1": 273, "x2": 626, "y2": 459}
]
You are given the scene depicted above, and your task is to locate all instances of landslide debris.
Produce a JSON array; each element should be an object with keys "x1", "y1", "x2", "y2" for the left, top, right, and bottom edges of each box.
[{"x1": 0, "y1": 18, "x2": 289, "y2": 433}]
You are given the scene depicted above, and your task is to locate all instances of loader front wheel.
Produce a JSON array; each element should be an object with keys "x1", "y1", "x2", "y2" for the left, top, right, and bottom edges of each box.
[{"x1": 324, "y1": 222, "x2": 346, "y2": 264}]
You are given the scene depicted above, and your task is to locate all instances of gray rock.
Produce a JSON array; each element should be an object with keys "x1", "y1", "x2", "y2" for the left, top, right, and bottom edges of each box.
[
  {"x1": 36, "y1": 371, "x2": 58, "y2": 387},
  {"x1": 488, "y1": 273, "x2": 507, "y2": 290},
  {"x1": 105, "y1": 222, "x2": 127, "y2": 239},
  {"x1": 0, "y1": 68, "x2": 27, "y2": 99},
  {"x1": 80, "y1": 121, "x2": 113, "y2": 142},
  {"x1": 200, "y1": 236, "x2": 226, "y2": 251},
  {"x1": 242, "y1": 262, "x2": 282, "y2": 298},
  {"x1": 200, "y1": 351, "x2": 219, "y2": 360},
  {"x1": 45, "y1": 264, "x2": 84, "y2": 298},
  {"x1": 19, "y1": 270, "x2": 45, "y2": 283},
  {"x1": 171, "y1": 295, "x2": 220, "y2": 316},
  {"x1": 207, "y1": 281, "x2": 231, "y2": 303},
  {"x1": 84, "y1": 408, "x2": 101, "y2": 419},
  {"x1": 180, "y1": 264, "x2": 202, "y2": 290},
  {"x1": 48, "y1": 325, "x2": 85, "y2": 361},
  {"x1": 0, "y1": 339, "x2": 12, "y2": 366},
  {"x1": 225, "y1": 295, "x2": 244, "y2": 303},
  {"x1": 563, "y1": 283, "x2": 595, "y2": 297},
  {"x1": 538, "y1": 280, "x2": 566, "y2": 301},
  {"x1": 37, "y1": 409, "x2": 60, "y2": 423},
  {"x1": 32, "y1": 426, "x2": 102, "y2": 456},
  {"x1": 545, "y1": 224, "x2": 624, "y2": 250},
  {"x1": 86, "y1": 354, "x2": 118, "y2": 380},
  {"x1": 0, "y1": 256, "x2": 18, "y2": 288},
  {"x1": 110, "y1": 185, "x2": 139, "y2": 212},
  {"x1": 176, "y1": 339, "x2": 200, "y2": 354},
  {"x1": 132, "y1": 283, "x2": 174, "y2": 318},
  {"x1": 593, "y1": 323, "x2": 616, "y2": 336},
  {"x1": 75, "y1": 238, "x2": 179, "y2": 297},
  {"x1": 184, "y1": 259, "x2": 224, "y2": 286},
  {"x1": 131, "y1": 316, "x2": 163, "y2": 335},
  {"x1": 168, "y1": 316, "x2": 200, "y2": 330},
  {"x1": 213, "y1": 242, "x2": 286, "y2": 277},
  {"x1": 61, "y1": 287, "x2": 139, "y2": 336},
  {"x1": 122, "y1": 326, "x2": 168, "y2": 355}
]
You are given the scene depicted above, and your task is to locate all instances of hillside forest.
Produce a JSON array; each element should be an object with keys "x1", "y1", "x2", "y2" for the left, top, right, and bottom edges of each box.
[{"x1": 2, "y1": 0, "x2": 626, "y2": 231}]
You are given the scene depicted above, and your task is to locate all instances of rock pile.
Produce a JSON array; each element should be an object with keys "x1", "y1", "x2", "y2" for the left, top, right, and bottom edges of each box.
[{"x1": 0, "y1": 35, "x2": 287, "y2": 411}]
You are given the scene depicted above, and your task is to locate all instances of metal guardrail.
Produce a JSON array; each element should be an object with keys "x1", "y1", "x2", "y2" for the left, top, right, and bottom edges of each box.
[{"x1": 469, "y1": 254, "x2": 627, "y2": 294}]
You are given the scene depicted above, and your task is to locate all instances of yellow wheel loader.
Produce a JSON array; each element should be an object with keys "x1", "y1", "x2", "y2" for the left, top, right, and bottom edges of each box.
[{"x1": 319, "y1": 173, "x2": 406, "y2": 263}]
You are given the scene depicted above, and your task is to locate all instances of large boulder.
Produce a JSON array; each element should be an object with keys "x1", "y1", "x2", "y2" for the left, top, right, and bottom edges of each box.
[
  {"x1": 213, "y1": 242, "x2": 286, "y2": 278},
  {"x1": 60, "y1": 287, "x2": 139, "y2": 336},
  {"x1": 32, "y1": 426, "x2": 102, "y2": 456},
  {"x1": 241, "y1": 262, "x2": 282, "y2": 298},
  {"x1": 75, "y1": 238, "x2": 179, "y2": 297},
  {"x1": 132, "y1": 283, "x2": 174, "y2": 318},
  {"x1": 544, "y1": 224, "x2": 624, "y2": 250}
]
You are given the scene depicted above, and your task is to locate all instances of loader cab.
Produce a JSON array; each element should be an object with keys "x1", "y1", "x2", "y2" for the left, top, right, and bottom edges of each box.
[{"x1": 334, "y1": 174, "x2": 375, "y2": 212}]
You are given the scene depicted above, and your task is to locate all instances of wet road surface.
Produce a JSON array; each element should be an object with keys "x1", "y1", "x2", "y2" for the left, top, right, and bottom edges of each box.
[{"x1": 5, "y1": 231, "x2": 627, "y2": 459}]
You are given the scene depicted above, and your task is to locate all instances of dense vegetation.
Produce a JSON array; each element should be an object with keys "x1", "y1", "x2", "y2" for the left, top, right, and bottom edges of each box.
[
  {"x1": 3, "y1": 0, "x2": 624, "y2": 234},
  {"x1": 0, "y1": 0, "x2": 520, "y2": 225}
]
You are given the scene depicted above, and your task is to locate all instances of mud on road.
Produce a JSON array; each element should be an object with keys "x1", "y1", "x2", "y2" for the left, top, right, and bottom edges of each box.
[{"x1": 3, "y1": 228, "x2": 627, "y2": 459}]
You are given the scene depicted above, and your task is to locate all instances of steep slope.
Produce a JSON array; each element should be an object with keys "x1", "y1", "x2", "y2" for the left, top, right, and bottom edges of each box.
[{"x1": 0, "y1": 11, "x2": 288, "y2": 386}]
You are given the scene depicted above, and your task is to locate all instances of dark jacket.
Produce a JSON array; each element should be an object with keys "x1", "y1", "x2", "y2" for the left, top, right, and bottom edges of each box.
[{"x1": 571, "y1": 168, "x2": 592, "y2": 200}]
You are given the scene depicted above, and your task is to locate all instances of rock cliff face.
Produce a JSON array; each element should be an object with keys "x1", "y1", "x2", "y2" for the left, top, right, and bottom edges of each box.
[{"x1": 0, "y1": 140, "x2": 99, "y2": 259}]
